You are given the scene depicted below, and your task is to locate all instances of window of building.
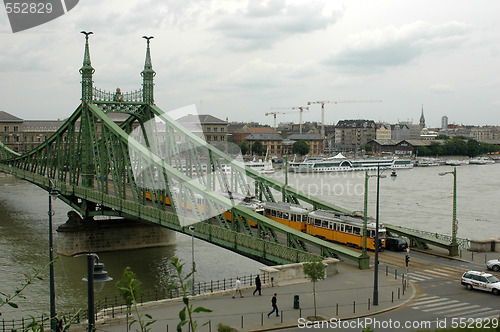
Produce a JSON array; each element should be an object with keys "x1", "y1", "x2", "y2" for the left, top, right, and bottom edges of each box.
[
  {"x1": 4, "y1": 126, "x2": 8, "y2": 132},
  {"x1": 5, "y1": 136, "x2": 9, "y2": 142},
  {"x1": 13, "y1": 126, "x2": 18, "y2": 132}
]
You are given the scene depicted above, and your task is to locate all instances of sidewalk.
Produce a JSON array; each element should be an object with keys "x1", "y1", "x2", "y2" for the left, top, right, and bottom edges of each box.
[
  {"x1": 413, "y1": 245, "x2": 500, "y2": 265},
  {"x1": 85, "y1": 262, "x2": 415, "y2": 332}
]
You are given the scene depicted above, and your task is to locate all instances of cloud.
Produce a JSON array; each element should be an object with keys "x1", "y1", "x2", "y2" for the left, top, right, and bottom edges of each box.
[
  {"x1": 214, "y1": 58, "x2": 313, "y2": 90},
  {"x1": 211, "y1": 0, "x2": 341, "y2": 51},
  {"x1": 429, "y1": 83, "x2": 454, "y2": 93},
  {"x1": 324, "y1": 21, "x2": 472, "y2": 73}
]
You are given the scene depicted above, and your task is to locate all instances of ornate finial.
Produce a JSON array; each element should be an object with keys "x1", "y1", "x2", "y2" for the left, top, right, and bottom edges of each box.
[
  {"x1": 81, "y1": 31, "x2": 93, "y2": 41},
  {"x1": 80, "y1": 31, "x2": 95, "y2": 102},
  {"x1": 142, "y1": 36, "x2": 154, "y2": 45},
  {"x1": 141, "y1": 35, "x2": 156, "y2": 104}
]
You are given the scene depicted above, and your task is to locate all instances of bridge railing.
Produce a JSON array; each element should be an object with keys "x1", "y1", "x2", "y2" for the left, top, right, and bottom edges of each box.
[{"x1": 387, "y1": 224, "x2": 470, "y2": 250}]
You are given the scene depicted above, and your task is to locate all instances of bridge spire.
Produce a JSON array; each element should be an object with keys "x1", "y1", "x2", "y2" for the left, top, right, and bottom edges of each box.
[
  {"x1": 79, "y1": 31, "x2": 95, "y2": 103},
  {"x1": 141, "y1": 36, "x2": 156, "y2": 104}
]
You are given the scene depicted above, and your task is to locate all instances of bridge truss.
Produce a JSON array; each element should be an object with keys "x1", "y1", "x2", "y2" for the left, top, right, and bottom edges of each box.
[{"x1": 0, "y1": 33, "x2": 368, "y2": 268}]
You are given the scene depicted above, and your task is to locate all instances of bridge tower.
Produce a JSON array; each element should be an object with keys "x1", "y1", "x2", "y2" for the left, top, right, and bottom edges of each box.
[
  {"x1": 79, "y1": 31, "x2": 96, "y2": 188},
  {"x1": 141, "y1": 36, "x2": 156, "y2": 104}
]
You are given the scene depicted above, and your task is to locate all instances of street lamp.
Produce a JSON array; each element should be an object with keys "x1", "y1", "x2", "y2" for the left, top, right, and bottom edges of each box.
[
  {"x1": 189, "y1": 226, "x2": 196, "y2": 295},
  {"x1": 439, "y1": 167, "x2": 459, "y2": 256},
  {"x1": 48, "y1": 179, "x2": 60, "y2": 331},
  {"x1": 371, "y1": 164, "x2": 394, "y2": 306},
  {"x1": 82, "y1": 254, "x2": 112, "y2": 332}
]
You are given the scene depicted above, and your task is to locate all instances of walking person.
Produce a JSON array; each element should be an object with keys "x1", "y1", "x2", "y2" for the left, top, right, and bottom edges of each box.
[
  {"x1": 268, "y1": 293, "x2": 279, "y2": 317},
  {"x1": 253, "y1": 274, "x2": 262, "y2": 296},
  {"x1": 232, "y1": 277, "x2": 244, "y2": 298}
]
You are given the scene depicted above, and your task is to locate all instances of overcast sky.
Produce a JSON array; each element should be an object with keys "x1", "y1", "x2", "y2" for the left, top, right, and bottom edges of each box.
[{"x1": 1, "y1": 0, "x2": 499, "y2": 128}]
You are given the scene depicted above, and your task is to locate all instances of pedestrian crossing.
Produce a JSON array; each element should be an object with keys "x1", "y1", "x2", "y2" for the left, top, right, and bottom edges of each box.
[
  {"x1": 401, "y1": 265, "x2": 463, "y2": 283},
  {"x1": 410, "y1": 294, "x2": 500, "y2": 320}
]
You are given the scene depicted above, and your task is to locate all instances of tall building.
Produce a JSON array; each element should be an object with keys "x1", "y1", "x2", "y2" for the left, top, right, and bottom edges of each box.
[
  {"x1": 334, "y1": 119, "x2": 376, "y2": 152},
  {"x1": 441, "y1": 116, "x2": 448, "y2": 130}
]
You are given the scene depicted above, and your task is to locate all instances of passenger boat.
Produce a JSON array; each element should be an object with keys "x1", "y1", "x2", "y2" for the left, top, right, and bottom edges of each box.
[
  {"x1": 469, "y1": 157, "x2": 495, "y2": 165},
  {"x1": 289, "y1": 153, "x2": 413, "y2": 173},
  {"x1": 306, "y1": 210, "x2": 386, "y2": 250},
  {"x1": 245, "y1": 158, "x2": 275, "y2": 174}
]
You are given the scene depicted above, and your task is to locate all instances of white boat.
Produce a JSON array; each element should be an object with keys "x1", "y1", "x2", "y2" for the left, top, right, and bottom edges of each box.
[
  {"x1": 469, "y1": 157, "x2": 495, "y2": 165},
  {"x1": 245, "y1": 158, "x2": 275, "y2": 174},
  {"x1": 416, "y1": 158, "x2": 440, "y2": 167},
  {"x1": 289, "y1": 153, "x2": 413, "y2": 173}
]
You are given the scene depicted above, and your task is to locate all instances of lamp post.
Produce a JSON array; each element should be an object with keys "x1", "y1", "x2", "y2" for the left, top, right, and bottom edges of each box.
[
  {"x1": 439, "y1": 167, "x2": 459, "y2": 256},
  {"x1": 48, "y1": 179, "x2": 60, "y2": 331},
  {"x1": 189, "y1": 226, "x2": 196, "y2": 295},
  {"x1": 83, "y1": 254, "x2": 112, "y2": 332},
  {"x1": 371, "y1": 164, "x2": 395, "y2": 306}
]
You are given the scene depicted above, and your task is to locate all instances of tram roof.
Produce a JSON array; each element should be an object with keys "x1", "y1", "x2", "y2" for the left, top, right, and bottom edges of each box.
[{"x1": 262, "y1": 201, "x2": 308, "y2": 214}]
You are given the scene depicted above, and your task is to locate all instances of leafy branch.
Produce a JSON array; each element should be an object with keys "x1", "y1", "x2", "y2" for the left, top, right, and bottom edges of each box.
[
  {"x1": 116, "y1": 267, "x2": 156, "y2": 332},
  {"x1": 0, "y1": 259, "x2": 53, "y2": 311},
  {"x1": 170, "y1": 257, "x2": 212, "y2": 332}
]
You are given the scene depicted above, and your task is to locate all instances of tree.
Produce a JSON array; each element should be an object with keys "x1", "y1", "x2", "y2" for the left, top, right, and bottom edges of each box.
[
  {"x1": 293, "y1": 140, "x2": 310, "y2": 156},
  {"x1": 239, "y1": 142, "x2": 249, "y2": 155},
  {"x1": 251, "y1": 140, "x2": 264, "y2": 155},
  {"x1": 302, "y1": 258, "x2": 325, "y2": 320}
]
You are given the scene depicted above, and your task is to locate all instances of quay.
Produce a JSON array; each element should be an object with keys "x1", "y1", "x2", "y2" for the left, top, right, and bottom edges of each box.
[{"x1": 76, "y1": 260, "x2": 415, "y2": 332}]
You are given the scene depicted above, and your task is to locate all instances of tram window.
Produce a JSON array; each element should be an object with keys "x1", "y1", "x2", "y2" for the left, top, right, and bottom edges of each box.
[
  {"x1": 315, "y1": 219, "x2": 321, "y2": 227},
  {"x1": 353, "y1": 227, "x2": 360, "y2": 235},
  {"x1": 329, "y1": 222, "x2": 333, "y2": 230},
  {"x1": 291, "y1": 214, "x2": 296, "y2": 221},
  {"x1": 277, "y1": 211, "x2": 282, "y2": 218},
  {"x1": 341, "y1": 224, "x2": 344, "y2": 232},
  {"x1": 265, "y1": 209, "x2": 270, "y2": 215},
  {"x1": 321, "y1": 221, "x2": 328, "y2": 228},
  {"x1": 345, "y1": 225, "x2": 352, "y2": 233},
  {"x1": 333, "y1": 223, "x2": 337, "y2": 231},
  {"x1": 283, "y1": 213, "x2": 289, "y2": 220}
]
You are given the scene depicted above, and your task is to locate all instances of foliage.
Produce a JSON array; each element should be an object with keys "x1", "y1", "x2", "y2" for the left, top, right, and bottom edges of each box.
[
  {"x1": 170, "y1": 257, "x2": 212, "y2": 332},
  {"x1": 251, "y1": 140, "x2": 264, "y2": 155},
  {"x1": 239, "y1": 142, "x2": 249, "y2": 155},
  {"x1": 0, "y1": 261, "x2": 51, "y2": 310},
  {"x1": 116, "y1": 267, "x2": 156, "y2": 332},
  {"x1": 415, "y1": 137, "x2": 500, "y2": 157},
  {"x1": 435, "y1": 134, "x2": 450, "y2": 140},
  {"x1": 1, "y1": 259, "x2": 80, "y2": 332},
  {"x1": 302, "y1": 258, "x2": 325, "y2": 318},
  {"x1": 292, "y1": 140, "x2": 310, "y2": 156},
  {"x1": 217, "y1": 323, "x2": 237, "y2": 332}
]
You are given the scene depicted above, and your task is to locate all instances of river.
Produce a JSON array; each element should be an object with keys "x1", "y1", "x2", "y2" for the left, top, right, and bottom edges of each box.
[{"x1": 0, "y1": 163, "x2": 499, "y2": 319}]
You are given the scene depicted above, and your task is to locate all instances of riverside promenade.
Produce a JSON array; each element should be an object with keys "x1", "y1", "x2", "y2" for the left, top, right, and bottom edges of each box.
[{"x1": 88, "y1": 262, "x2": 415, "y2": 332}]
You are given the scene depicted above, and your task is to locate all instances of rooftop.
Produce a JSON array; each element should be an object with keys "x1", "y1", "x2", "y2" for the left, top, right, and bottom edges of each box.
[{"x1": 0, "y1": 111, "x2": 23, "y2": 122}]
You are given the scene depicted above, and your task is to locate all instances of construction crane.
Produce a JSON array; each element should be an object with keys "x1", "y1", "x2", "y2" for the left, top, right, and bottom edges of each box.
[
  {"x1": 307, "y1": 100, "x2": 382, "y2": 138},
  {"x1": 265, "y1": 111, "x2": 288, "y2": 129},
  {"x1": 270, "y1": 106, "x2": 309, "y2": 134}
]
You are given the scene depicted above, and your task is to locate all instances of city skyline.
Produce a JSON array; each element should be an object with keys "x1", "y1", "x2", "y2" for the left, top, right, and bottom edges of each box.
[{"x1": 1, "y1": 0, "x2": 499, "y2": 128}]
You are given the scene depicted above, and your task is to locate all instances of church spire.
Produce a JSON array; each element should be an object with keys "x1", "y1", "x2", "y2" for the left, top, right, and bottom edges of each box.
[
  {"x1": 141, "y1": 36, "x2": 156, "y2": 104},
  {"x1": 419, "y1": 104, "x2": 426, "y2": 129},
  {"x1": 79, "y1": 31, "x2": 95, "y2": 103}
]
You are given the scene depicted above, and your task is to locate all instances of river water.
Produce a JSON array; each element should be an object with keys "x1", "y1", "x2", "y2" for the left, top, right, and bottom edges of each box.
[{"x1": 0, "y1": 163, "x2": 499, "y2": 319}]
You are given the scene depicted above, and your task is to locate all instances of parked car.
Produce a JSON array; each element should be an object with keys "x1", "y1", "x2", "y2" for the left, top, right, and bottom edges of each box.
[
  {"x1": 461, "y1": 271, "x2": 500, "y2": 295},
  {"x1": 486, "y1": 259, "x2": 500, "y2": 272},
  {"x1": 385, "y1": 236, "x2": 408, "y2": 251}
]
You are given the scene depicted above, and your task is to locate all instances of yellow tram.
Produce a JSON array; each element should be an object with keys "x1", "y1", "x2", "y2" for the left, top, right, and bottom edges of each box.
[
  {"x1": 306, "y1": 210, "x2": 386, "y2": 250},
  {"x1": 262, "y1": 202, "x2": 309, "y2": 231}
]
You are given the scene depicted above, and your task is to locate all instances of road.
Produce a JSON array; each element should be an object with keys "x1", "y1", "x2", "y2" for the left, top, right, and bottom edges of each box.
[{"x1": 282, "y1": 249, "x2": 500, "y2": 332}]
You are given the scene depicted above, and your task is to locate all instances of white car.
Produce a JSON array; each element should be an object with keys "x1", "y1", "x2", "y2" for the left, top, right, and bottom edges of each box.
[
  {"x1": 461, "y1": 271, "x2": 500, "y2": 295},
  {"x1": 486, "y1": 259, "x2": 500, "y2": 272}
]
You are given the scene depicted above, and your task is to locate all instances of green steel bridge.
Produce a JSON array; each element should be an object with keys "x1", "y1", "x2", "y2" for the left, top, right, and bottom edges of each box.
[
  {"x1": 0, "y1": 34, "x2": 462, "y2": 270},
  {"x1": 0, "y1": 33, "x2": 371, "y2": 269}
]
